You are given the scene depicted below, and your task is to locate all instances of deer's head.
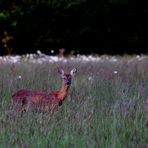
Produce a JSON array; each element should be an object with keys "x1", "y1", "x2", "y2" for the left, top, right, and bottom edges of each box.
[{"x1": 58, "y1": 68, "x2": 77, "y2": 86}]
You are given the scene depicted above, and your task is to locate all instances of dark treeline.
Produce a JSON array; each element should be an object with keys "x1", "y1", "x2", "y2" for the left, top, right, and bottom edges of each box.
[{"x1": 0, "y1": 0, "x2": 147, "y2": 55}]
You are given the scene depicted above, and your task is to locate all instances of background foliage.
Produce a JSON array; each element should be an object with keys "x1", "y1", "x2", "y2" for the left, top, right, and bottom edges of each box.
[{"x1": 0, "y1": 0, "x2": 147, "y2": 55}]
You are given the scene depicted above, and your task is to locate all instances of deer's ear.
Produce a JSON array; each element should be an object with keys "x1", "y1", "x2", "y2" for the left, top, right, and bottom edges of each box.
[
  {"x1": 58, "y1": 68, "x2": 64, "y2": 76},
  {"x1": 70, "y1": 68, "x2": 77, "y2": 76}
]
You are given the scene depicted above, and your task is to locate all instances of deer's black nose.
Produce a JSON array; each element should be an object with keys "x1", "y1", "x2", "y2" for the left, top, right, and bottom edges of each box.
[{"x1": 67, "y1": 81, "x2": 71, "y2": 85}]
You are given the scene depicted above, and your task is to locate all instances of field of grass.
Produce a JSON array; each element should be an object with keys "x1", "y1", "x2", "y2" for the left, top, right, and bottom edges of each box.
[{"x1": 0, "y1": 55, "x2": 148, "y2": 148}]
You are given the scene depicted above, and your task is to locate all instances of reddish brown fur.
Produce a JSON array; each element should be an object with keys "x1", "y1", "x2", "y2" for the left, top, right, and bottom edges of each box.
[
  {"x1": 12, "y1": 89, "x2": 63, "y2": 112},
  {"x1": 12, "y1": 68, "x2": 76, "y2": 112}
]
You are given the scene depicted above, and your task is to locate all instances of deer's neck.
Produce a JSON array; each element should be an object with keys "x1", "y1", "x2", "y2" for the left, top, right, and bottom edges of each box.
[{"x1": 58, "y1": 80, "x2": 69, "y2": 101}]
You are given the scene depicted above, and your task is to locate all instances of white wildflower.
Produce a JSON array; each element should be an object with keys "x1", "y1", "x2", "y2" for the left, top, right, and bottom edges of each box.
[
  {"x1": 114, "y1": 71, "x2": 118, "y2": 74},
  {"x1": 136, "y1": 55, "x2": 140, "y2": 58},
  {"x1": 51, "y1": 50, "x2": 54, "y2": 54},
  {"x1": 18, "y1": 75, "x2": 22, "y2": 79},
  {"x1": 37, "y1": 50, "x2": 42, "y2": 55},
  {"x1": 88, "y1": 76, "x2": 92, "y2": 81}
]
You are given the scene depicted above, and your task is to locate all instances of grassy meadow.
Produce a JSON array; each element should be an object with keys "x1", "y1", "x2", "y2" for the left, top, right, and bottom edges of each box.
[{"x1": 0, "y1": 55, "x2": 148, "y2": 148}]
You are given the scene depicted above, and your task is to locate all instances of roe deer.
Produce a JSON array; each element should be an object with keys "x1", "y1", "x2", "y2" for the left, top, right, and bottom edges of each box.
[{"x1": 12, "y1": 68, "x2": 77, "y2": 112}]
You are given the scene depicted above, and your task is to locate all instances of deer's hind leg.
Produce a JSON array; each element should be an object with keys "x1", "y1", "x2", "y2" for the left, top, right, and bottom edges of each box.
[{"x1": 14, "y1": 98, "x2": 29, "y2": 112}]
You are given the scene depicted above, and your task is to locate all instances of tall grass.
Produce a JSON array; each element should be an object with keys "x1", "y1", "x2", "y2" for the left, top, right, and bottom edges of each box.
[{"x1": 0, "y1": 56, "x2": 148, "y2": 148}]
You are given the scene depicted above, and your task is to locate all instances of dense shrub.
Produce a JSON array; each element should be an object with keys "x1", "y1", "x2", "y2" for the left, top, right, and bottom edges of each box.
[{"x1": 0, "y1": 0, "x2": 147, "y2": 55}]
